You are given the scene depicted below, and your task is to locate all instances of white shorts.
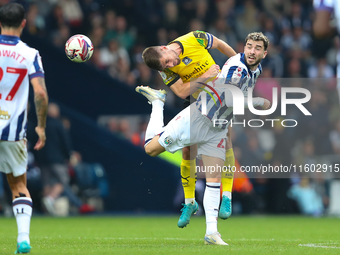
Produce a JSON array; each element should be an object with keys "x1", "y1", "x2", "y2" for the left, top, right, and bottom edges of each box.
[
  {"x1": 158, "y1": 105, "x2": 228, "y2": 160},
  {"x1": 0, "y1": 139, "x2": 28, "y2": 177}
]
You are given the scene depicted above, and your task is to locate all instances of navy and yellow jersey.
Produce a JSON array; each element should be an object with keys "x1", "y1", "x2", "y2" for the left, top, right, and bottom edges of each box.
[{"x1": 158, "y1": 31, "x2": 216, "y2": 100}]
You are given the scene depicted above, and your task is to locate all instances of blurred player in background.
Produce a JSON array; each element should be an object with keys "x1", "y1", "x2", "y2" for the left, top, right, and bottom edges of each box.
[
  {"x1": 313, "y1": 0, "x2": 340, "y2": 100},
  {"x1": 137, "y1": 32, "x2": 269, "y2": 244},
  {"x1": 142, "y1": 31, "x2": 237, "y2": 228},
  {"x1": 0, "y1": 3, "x2": 48, "y2": 254}
]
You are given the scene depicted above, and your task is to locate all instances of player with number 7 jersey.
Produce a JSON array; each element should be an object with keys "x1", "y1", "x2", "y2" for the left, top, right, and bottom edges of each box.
[
  {"x1": 0, "y1": 36, "x2": 44, "y2": 140},
  {"x1": 0, "y1": 3, "x2": 48, "y2": 254}
]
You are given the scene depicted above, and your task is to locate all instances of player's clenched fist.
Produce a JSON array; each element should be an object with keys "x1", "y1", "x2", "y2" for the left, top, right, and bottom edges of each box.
[
  {"x1": 34, "y1": 126, "x2": 46, "y2": 150},
  {"x1": 203, "y1": 64, "x2": 220, "y2": 78},
  {"x1": 262, "y1": 99, "x2": 271, "y2": 110}
]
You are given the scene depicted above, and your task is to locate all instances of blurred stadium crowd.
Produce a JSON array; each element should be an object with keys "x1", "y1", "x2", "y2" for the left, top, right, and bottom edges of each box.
[{"x1": 0, "y1": 0, "x2": 339, "y2": 216}]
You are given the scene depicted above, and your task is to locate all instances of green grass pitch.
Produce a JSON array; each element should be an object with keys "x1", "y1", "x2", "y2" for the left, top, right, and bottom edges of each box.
[{"x1": 0, "y1": 215, "x2": 339, "y2": 254}]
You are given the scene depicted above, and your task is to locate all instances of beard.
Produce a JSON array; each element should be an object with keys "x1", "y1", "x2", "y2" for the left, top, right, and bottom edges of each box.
[
  {"x1": 245, "y1": 56, "x2": 262, "y2": 68},
  {"x1": 171, "y1": 49, "x2": 181, "y2": 66},
  {"x1": 175, "y1": 57, "x2": 181, "y2": 65}
]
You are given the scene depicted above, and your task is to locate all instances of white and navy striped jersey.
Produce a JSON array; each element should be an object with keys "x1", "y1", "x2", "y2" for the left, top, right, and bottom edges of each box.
[
  {"x1": 196, "y1": 53, "x2": 262, "y2": 129},
  {"x1": 0, "y1": 35, "x2": 44, "y2": 141}
]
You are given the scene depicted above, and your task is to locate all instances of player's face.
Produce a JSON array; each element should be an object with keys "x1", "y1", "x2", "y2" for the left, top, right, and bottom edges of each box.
[
  {"x1": 244, "y1": 40, "x2": 267, "y2": 69},
  {"x1": 160, "y1": 47, "x2": 181, "y2": 69}
]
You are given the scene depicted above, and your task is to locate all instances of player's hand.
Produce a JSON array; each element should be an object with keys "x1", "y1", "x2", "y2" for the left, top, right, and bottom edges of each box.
[
  {"x1": 203, "y1": 64, "x2": 220, "y2": 78},
  {"x1": 34, "y1": 126, "x2": 46, "y2": 150},
  {"x1": 262, "y1": 99, "x2": 271, "y2": 110}
]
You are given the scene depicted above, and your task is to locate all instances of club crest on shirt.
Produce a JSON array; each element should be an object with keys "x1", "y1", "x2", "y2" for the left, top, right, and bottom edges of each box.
[
  {"x1": 159, "y1": 71, "x2": 167, "y2": 80},
  {"x1": 164, "y1": 136, "x2": 173, "y2": 145},
  {"x1": 0, "y1": 107, "x2": 10, "y2": 120},
  {"x1": 182, "y1": 57, "x2": 192, "y2": 65}
]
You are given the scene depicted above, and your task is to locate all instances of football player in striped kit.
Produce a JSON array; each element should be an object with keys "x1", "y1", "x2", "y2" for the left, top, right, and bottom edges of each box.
[
  {"x1": 0, "y1": 3, "x2": 48, "y2": 254},
  {"x1": 136, "y1": 32, "x2": 270, "y2": 245}
]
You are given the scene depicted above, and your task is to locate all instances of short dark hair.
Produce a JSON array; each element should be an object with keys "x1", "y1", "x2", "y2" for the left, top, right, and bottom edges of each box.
[
  {"x1": 245, "y1": 32, "x2": 269, "y2": 50},
  {"x1": 0, "y1": 3, "x2": 25, "y2": 28},
  {"x1": 142, "y1": 46, "x2": 163, "y2": 71}
]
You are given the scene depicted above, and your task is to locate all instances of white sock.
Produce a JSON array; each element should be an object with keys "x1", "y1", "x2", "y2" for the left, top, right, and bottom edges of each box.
[
  {"x1": 185, "y1": 198, "x2": 195, "y2": 205},
  {"x1": 13, "y1": 197, "x2": 33, "y2": 244},
  {"x1": 222, "y1": 191, "x2": 232, "y2": 200},
  {"x1": 204, "y1": 182, "x2": 221, "y2": 235},
  {"x1": 144, "y1": 100, "x2": 164, "y2": 146}
]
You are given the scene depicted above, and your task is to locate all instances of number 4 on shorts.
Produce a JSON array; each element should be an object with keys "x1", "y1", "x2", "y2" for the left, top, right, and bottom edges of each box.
[{"x1": 217, "y1": 138, "x2": 225, "y2": 148}]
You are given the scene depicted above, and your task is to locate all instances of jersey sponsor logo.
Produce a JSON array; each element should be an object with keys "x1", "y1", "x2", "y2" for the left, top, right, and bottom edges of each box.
[
  {"x1": 164, "y1": 136, "x2": 173, "y2": 145},
  {"x1": 0, "y1": 107, "x2": 10, "y2": 120},
  {"x1": 183, "y1": 60, "x2": 210, "y2": 80},
  {"x1": 182, "y1": 57, "x2": 192, "y2": 65}
]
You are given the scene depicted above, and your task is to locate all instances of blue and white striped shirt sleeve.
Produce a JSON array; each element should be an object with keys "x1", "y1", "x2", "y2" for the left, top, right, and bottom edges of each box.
[{"x1": 29, "y1": 52, "x2": 45, "y2": 80}]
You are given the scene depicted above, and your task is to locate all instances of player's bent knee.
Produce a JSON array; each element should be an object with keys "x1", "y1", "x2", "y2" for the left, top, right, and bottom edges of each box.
[
  {"x1": 145, "y1": 145, "x2": 158, "y2": 157},
  {"x1": 145, "y1": 144, "x2": 166, "y2": 157}
]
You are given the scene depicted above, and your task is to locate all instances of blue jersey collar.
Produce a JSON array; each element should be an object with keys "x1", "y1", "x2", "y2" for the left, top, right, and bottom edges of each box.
[{"x1": 0, "y1": 35, "x2": 20, "y2": 45}]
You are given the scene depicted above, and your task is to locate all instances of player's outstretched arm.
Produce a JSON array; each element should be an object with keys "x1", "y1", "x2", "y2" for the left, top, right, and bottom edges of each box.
[
  {"x1": 313, "y1": 10, "x2": 334, "y2": 38},
  {"x1": 31, "y1": 77, "x2": 48, "y2": 150},
  {"x1": 224, "y1": 89, "x2": 270, "y2": 110},
  {"x1": 211, "y1": 35, "x2": 237, "y2": 58},
  {"x1": 170, "y1": 64, "x2": 220, "y2": 99}
]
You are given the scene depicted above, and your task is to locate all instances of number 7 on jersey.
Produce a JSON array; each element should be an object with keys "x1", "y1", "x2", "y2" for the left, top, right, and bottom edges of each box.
[{"x1": 0, "y1": 67, "x2": 27, "y2": 101}]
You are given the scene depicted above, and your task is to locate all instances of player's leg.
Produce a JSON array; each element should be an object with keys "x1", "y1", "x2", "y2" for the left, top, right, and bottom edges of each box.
[
  {"x1": 7, "y1": 173, "x2": 32, "y2": 254},
  {"x1": 220, "y1": 125, "x2": 234, "y2": 219},
  {"x1": 0, "y1": 139, "x2": 32, "y2": 253},
  {"x1": 145, "y1": 136, "x2": 166, "y2": 156},
  {"x1": 136, "y1": 86, "x2": 167, "y2": 156},
  {"x1": 177, "y1": 144, "x2": 198, "y2": 228},
  {"x1": 137, "y1": 86, "x2": 199, "y2": 227},
  {"x1": 203, "y1": 155, "x2": 228, "y2": 245},
  {"x1": 136, "y1": 86, "x2": 166, "y2": 146}
]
